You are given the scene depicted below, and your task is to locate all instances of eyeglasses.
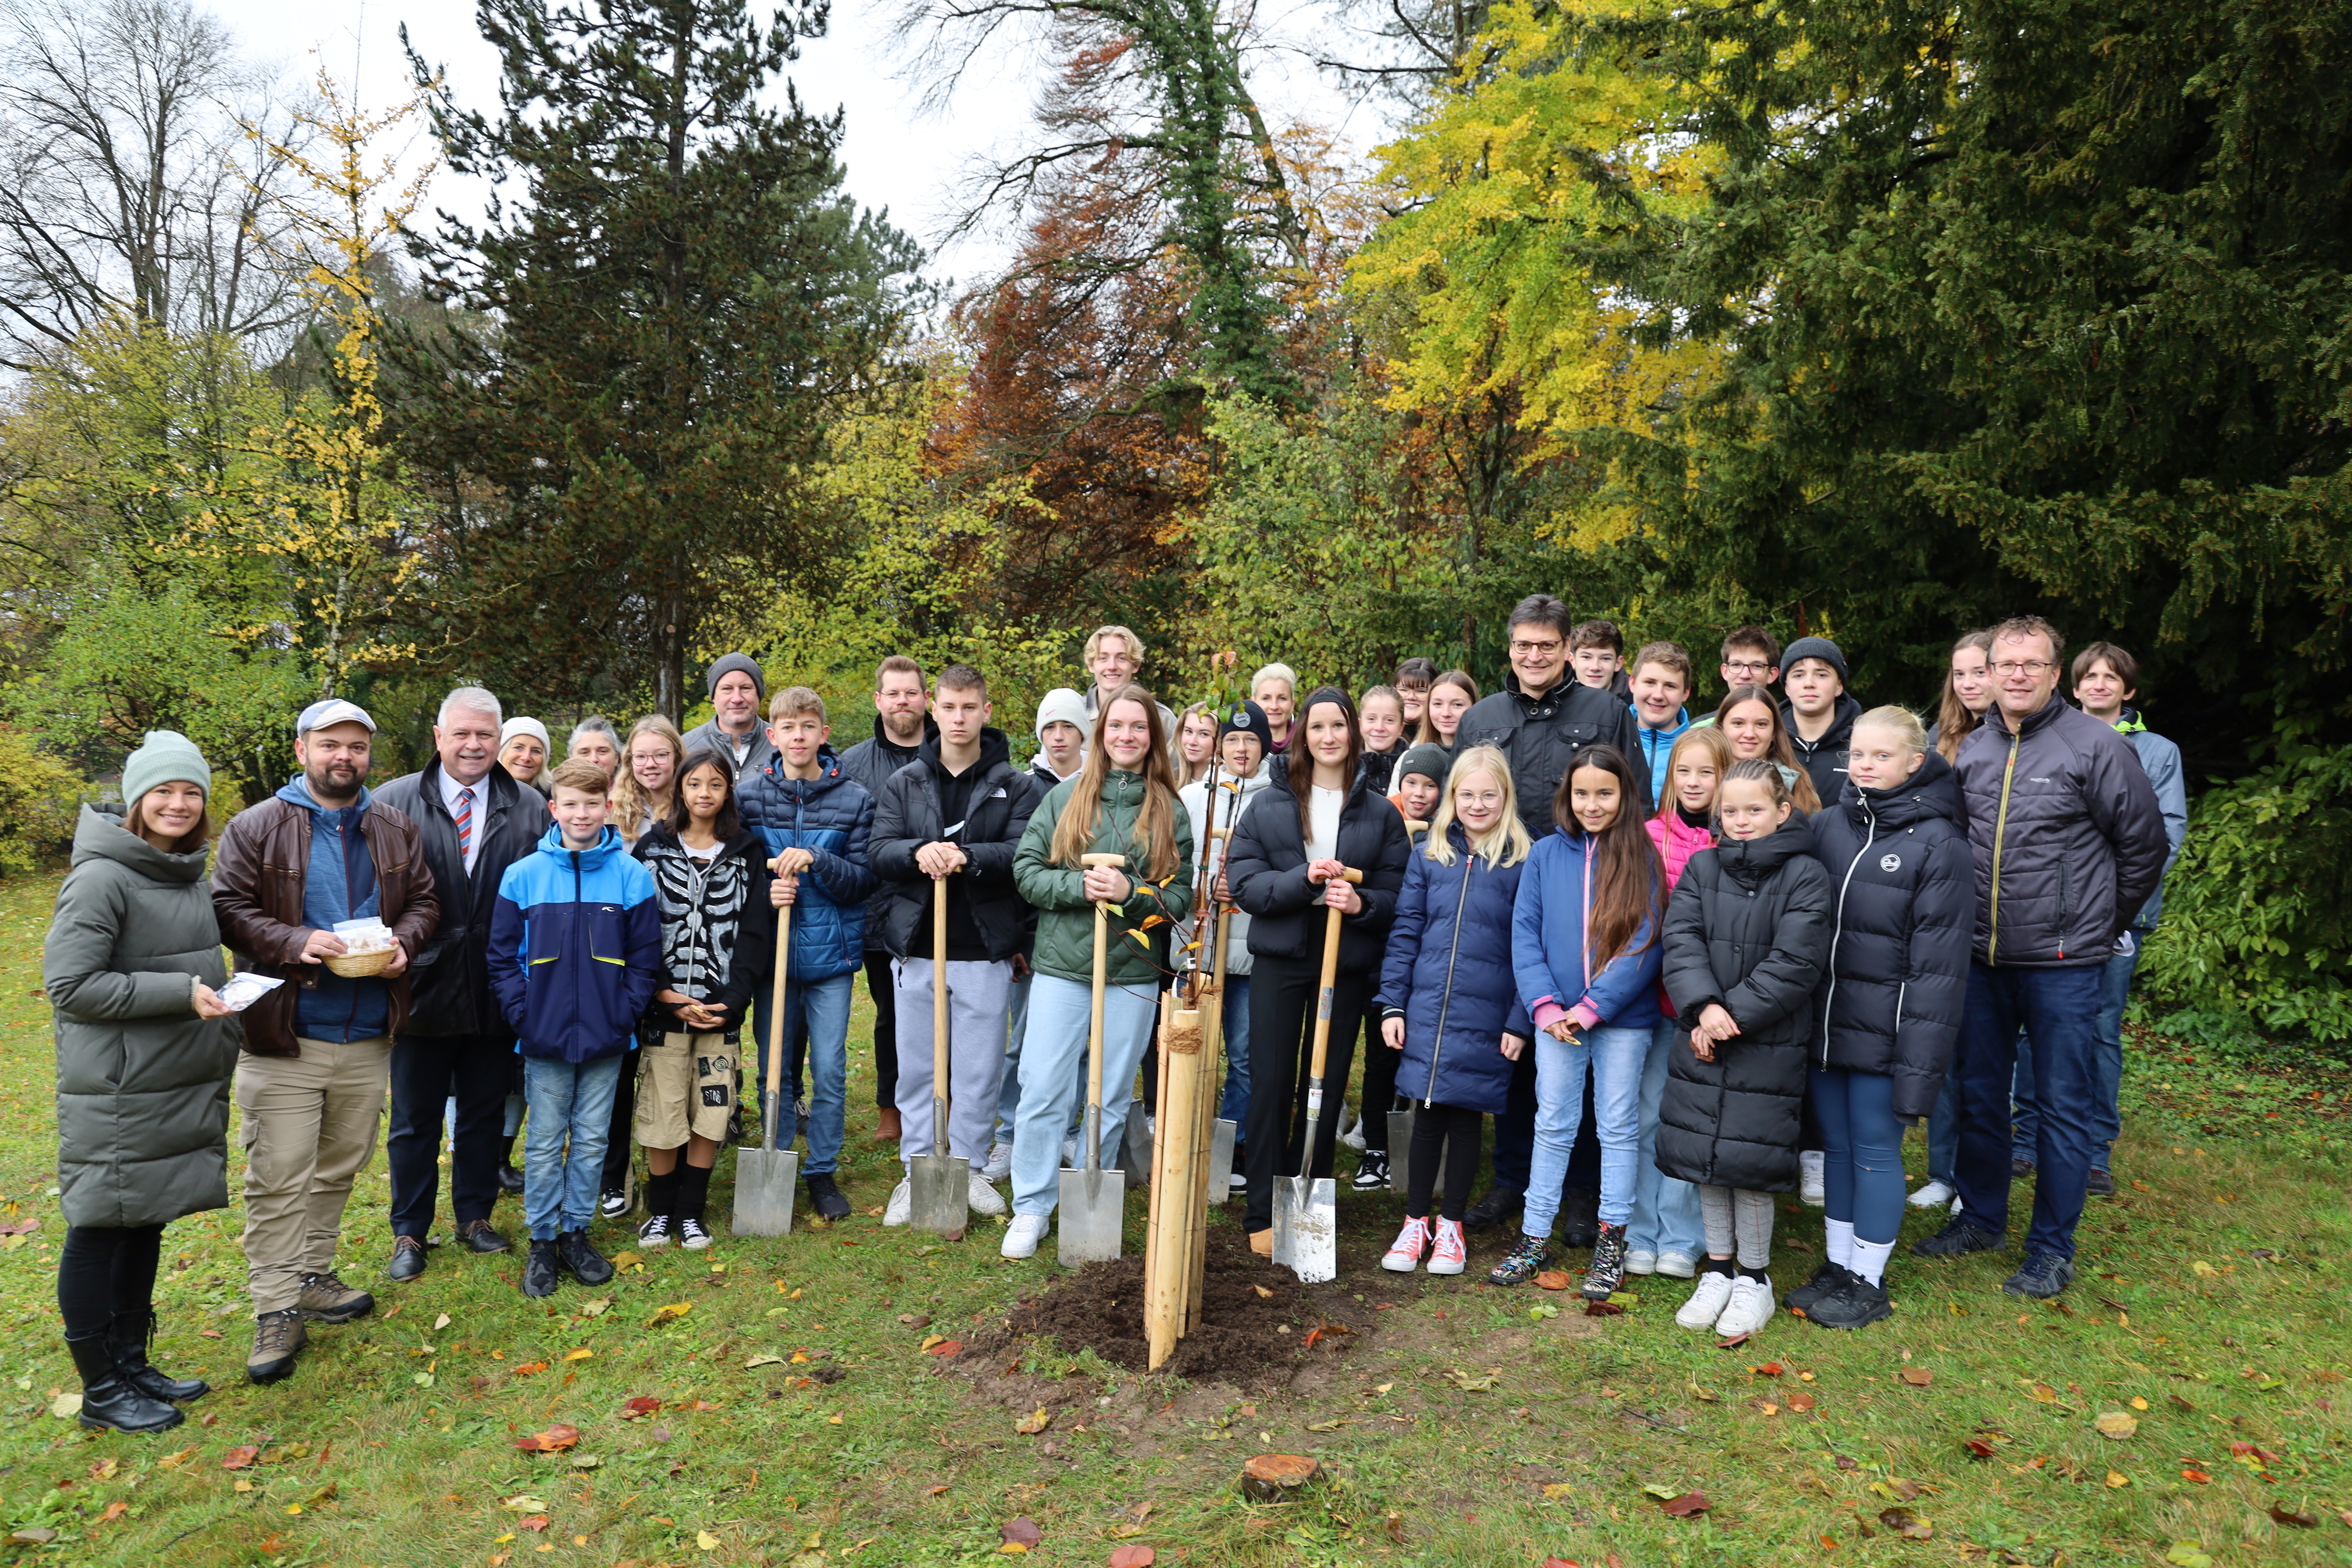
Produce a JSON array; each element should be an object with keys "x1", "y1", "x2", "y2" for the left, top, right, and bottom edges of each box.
[
  {"x1": 1508, "y1": 639, "x2": 1564, "y2": 657},
  {"x1": 1724, "y1": 661, "x2": 1773, "y2": 676},
  {"x1": 1992, "y1": 660, "x2": 2054, "y2": 677}
]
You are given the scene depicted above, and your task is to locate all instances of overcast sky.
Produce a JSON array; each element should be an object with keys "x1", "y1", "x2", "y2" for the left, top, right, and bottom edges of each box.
[{"x1": 205, "y1": 0, "x2": 1382, "y2": 294}]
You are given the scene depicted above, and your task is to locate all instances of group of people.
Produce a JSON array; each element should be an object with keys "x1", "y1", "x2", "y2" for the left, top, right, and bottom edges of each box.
[{"x1": 40, "y1": 598, "x2": 2180, "y2": 1435}]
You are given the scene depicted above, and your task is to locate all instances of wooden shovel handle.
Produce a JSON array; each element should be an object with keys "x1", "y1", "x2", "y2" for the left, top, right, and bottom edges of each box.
[
  {"x1": 1305, "y1": 867, "x2": 1362, "y2": 1081},
  {"x1": 932, "y1": 876, "x2": 951, "y2": 1154},
  {"x1": 1080, "y1": 854, "x2": 1124, "y2": 1115},
  {"x1": 766, "y1": 857, "x2": 793, "y2": 1148}
]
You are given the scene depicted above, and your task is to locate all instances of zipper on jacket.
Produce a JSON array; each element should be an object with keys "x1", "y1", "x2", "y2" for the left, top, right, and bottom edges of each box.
[
  {"x1": 1818, "y1": 796, "x2": 1877, "y2": 1067},
  {"x1": 1988, "y1": 730, "x2": 2021, "y2": 964},
  {"x1": 566, "y1": 850, "x2": 585, "y2": 1056},
  {"x1": 1422, "y1": 850, "x2": 1478, "y2": 1108}
]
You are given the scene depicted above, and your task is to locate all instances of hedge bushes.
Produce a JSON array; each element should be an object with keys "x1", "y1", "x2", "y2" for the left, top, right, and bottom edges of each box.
[{"x1": 0, "y1": 726, "x2": 83, "y2": 874}]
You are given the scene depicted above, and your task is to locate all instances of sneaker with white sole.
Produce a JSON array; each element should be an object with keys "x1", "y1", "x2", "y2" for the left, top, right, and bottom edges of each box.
[
  {"x1": 1907, "y1": 1179, "x2": 1956, "y2": 1209},
  {"x1": 1228, "y1": 1171, "x2": 1247, "y2": 1192},
  {"x1": 1654, "y1": 1250, "x2": 1697, "y2": 1279},
  {"x1": 1428, "y1": 1218, "x2": 1467, "y2": 1276},
  {"x1": 1381, "y1": 1216, "x2": 1430, "y2": 1273},
  {"x1": 1713, "y1": 1275, "x2": 1776, "y2": 1338},
  {"x1": 678, "y1": 1216, "x2": 712, "y2": 1251},
  {"x1": 967, "y1": 1170, "x2": 1008, "y2": 1216},
  {"x1": 882, "y1": 1179, "x2": 911, "y2": 1227},
  {"x1": 637, "y1": 1212, "x2": 673, "y2": 1250},
  {"x1": 1798, "y1": 1150, "x2": 1825, "y2": 1206},
  {"x1": 1624, "y1": 1248, "x2": 1658, "y2": 1276},
  {"x1": 1061, "y1": 1135, "x2": 1080, "y2": 1168},
  {"x1": 1000, "y1": 1213, "x2": 1049, "y2": 1259},
  {"x1": 980, "y1": 1143, "x2": 1013, "y2": 1183},
  {"x1": 1339, "y1": 1109, "x2": 1367, "y2": 1151},
  {"x1": 1675, "y1": 1270, "x2": 1735, "y2": 1331}
]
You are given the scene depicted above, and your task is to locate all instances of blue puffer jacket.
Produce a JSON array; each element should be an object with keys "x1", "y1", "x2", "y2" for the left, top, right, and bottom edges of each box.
[
  {"x1": 1377, "y1": 825, "x2": 1533, "y2": 1116},
  {"x1": 1511, "y1": 824, "x2": 1665, "y2": 1034},
  {"x1": 736, "y1": 747, "x2": 877, "y2": 983},
  {"x1": 486, "y1": 824, "x2": 661, "y2": 1063}
]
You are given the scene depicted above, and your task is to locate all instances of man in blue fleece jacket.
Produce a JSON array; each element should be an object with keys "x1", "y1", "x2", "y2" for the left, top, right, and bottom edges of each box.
[{"x1": 487, "y1": 758, "x2": 661, "y2": 1297}]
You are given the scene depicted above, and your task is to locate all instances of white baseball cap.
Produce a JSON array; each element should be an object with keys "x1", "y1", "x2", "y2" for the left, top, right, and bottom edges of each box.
[{"x1": 296, "y1": 698, "x2": 378, "y2": 737}]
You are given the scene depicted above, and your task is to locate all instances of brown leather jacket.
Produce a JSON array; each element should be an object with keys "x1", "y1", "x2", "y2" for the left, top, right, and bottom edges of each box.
[{"x1": 211, "y1": 796, "x2": 439, "y2": 1057}]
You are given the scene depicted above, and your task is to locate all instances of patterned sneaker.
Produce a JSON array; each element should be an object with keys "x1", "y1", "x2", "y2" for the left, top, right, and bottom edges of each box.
[
  {"x1": 637, "y1": 1212, "x2": 674, "y2": 1250},
  {"x1": 1486, "y1": 1233, "x2": 1553, "y2": 1287},
  {"x1": 677, "y1": 1216, "x2": 712, "y2": 1251},
  {"x1": 1428, "y1": 1219, "x2": 1468, "y2": 1276},
  {"x1": 1581, "y1": 1221, "x2": 1630, "y2": 1301},
  {"x1": 1381, "y1": 1216, "x2": 1431, "y2": 1273},
  {"x1": 295, "y1": 1269, "x2": 373, "y2": 1323}
]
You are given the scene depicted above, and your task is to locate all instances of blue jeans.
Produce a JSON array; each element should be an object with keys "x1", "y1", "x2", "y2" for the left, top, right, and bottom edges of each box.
[
  {"x1": 753, "y1": 972, "x2": 852, "y2": 1177},
  {"x1": 1953, "y1": 962, "x2": 2103, "y2": 1260},
  {"x1": 1522, "y1": 1024, "x2": 1647, "y2": 1237},
  {"x1": 521, "y1": 1053, "x2": 625, "y2": 1240},
  {"x1": 2009, "y1": 936, "x2": 2139, "y2": 1169},
  {"x1": 1215, "y1": 975, "x2": 1253, "y2": 1130},
  {"x1": 1009, "y1": 973, "x2": 1159, "y2": 1216},
  {"x1": 1629, "y1": 1019, "x2": 1704, "y2": 1260},
  {"x1": 1811, "y1": 1067, "x2": 1906, "y2": 1245},
  {"x1": 995, "y1": 972, "x2": 1029, "y2": 1148},
  {"x1": 1925, "y1": 1071, "x2": 1961, "y2": 1186}
]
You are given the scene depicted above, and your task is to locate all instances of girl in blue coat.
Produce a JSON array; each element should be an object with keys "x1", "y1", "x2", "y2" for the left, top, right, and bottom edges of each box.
[
  {"x1": 1494, "y1": 744, "x2": 1668, "y2": 1298},
  {"x1": 1374, "y1": 746, "x2": 1534, "y2": 1274}
]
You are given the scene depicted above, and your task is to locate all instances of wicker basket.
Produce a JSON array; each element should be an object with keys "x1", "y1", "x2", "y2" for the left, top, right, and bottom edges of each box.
[{"x1": 325, "y1": 946, "x2": 397, "y2": 978}]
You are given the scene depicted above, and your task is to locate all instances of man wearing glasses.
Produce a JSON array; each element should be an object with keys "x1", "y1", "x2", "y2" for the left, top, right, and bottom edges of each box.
[
  {"x1": 1911, "y1": 615, "x2": 2167, "y2": 1301},
  {"x1": 1456, "y1": 594, "x2": 1650, "y2": 843},
  {"x1": 1716, "y1": 626, "x2": 1782, "y2": 693}
]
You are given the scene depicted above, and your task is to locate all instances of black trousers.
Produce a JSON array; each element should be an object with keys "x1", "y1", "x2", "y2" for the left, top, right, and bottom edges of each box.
[
  {"x1": 865, "y1": 950, "x2": 897, "y2": 1111},
  {"x1": 1405, "y1": 1102, "x2": 1485, "y2": 1222},
  {"x1": 58, "y1": 1223, "x2": 163, "y2": 1340},
  {"x1": 1243, "y1": 953, "x2": 1373, "y2": 1233},
  {"x1": 602, "y1": 1044, "x2": 641, "y2": 1192},
  {"x1": 1358, "y1": 1015, "x2": 1403, "y2": 1153},
  {"x1": 388, "y1": 1032, "x2": 512, "y2": 1238},
  {"x1": 1491, "y1": 1050, "x2": 1600, "y2": 1193}
]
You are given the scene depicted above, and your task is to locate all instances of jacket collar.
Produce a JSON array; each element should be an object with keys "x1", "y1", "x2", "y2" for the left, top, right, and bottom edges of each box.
[
  {"x1": 762, "y1": 744, "x2": 849, "y2": 795},
  {"x1": 1715, "y1": 823, "x2": 1810, "y2": 883},
  {"x1": 536, "y1": 821, "x2": 625, "y2": 866},
  {"x1": 277, "y1": 775, "x2": 372, "y2": 823},
  {"x1": 637, "y1": 819, "x2": 764, "y2": 862},
  {"x1": 1840, "y1": 747, "x2": 1962, "y2": 830},
  {"x1": 1984, "y1": 689, "x2": 2070, "y2": 740},
  {"x1": 71, "y1": 801, "x2": 210, "y2": 883},
  {"x1": 870, "y1": 714, "x2": 938, "y2": 758},
  {"x1": 919, "y1": 727, "x2": 1012, "y2": 783}
]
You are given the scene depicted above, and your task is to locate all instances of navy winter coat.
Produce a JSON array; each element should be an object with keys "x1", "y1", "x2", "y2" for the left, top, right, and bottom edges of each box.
[
  {"x1": 1657, "y1": 828, "x2": 1833, "y2": 1191},
  {"x1": 736, "y1": 746, "x2": 877, "y2": 983},
  {"x1": 1807, "y1": 752, "x2": 1974, "y2": 1118},
  {"x1": 1377, "y1": 825, "x2": 1533, "y2": 1115}
]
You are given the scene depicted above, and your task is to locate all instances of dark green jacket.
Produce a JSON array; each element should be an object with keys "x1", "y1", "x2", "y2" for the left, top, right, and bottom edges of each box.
[
  {"x1": 46, "y1": 804, "x2": 238, "y2": 1229},
  {"x1": 1013, "y1": 770, "x2": 1193, "y2": 987}
]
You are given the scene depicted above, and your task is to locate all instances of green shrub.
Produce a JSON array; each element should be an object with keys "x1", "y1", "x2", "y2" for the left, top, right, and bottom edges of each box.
[
  {"x1": 2139, "y1": 743, "x2": 2352, "y2": 1041},
  {"x1": 0, "y1": 726, "x2": 85, "y2": 874}
]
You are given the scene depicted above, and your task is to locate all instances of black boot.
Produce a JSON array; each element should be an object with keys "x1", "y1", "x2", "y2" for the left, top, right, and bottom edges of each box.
[
  {"x1": 65, "y1": 1333, "x2": 181, "y2": 1434},
  {"x1": 107, "y1": 1311, "x2": 208, "y2": 1403},
  {"x1": 1559, "y1": 1185, "x2": 1600, "y2": 1249}
]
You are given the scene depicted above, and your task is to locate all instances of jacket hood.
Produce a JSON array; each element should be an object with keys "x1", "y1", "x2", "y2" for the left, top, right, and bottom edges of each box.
[
  {"x1": 635, "y1": 819, "x2": 766, "y2": 863},
  {"x1": 918, "y1": 726, "x2": 1012, "y2": 781},
  {"x1": 277, "y1": 775, "x2": 372, "y2": 819},
  {"x1": 868, "y1": 714, "x2": 939, "y2": 755},
  {"x1": 1714, "y1": 823, "x2": 1814, "y2": 884},
  {"x1": 534, "y1": 821, "x2": 629, "y2": 866},
  {"x1": 1784, "y1": 692, "x2": 1864, "y2": 750},
  {"x1": 1838, "y1": 747, "x2": 1963, "y2": 831},
  {"x1": 70, "y1": 801, "x2": 209, "y2": 884}
]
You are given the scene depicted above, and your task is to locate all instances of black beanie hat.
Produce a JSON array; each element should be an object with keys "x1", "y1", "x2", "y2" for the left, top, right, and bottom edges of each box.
[{"x1": 1219, "y1": 699, "x2": 1274, "y2": 753}]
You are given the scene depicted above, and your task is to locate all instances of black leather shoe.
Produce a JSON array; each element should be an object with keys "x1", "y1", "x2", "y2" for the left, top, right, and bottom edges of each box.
[
  {"x1": 1464, "y1": 1185, "x2": 1524, "y2": 1231},
  {"x1": 496, "y1": 1162, "x2": 525, "y2": 1196},
  {"x1": 109, "y1": 1311, "x2": 208, "y2": 1403},
  {"x1": 387, "y1": 1236, "x2": 427, "y2": 1282},
  {"x1": 66, "y1": 1334, "x2": 181, "y2": 1433},
  {"x1": 2085, "y1": 1167, "x2": 2115, "y2": 1197},
  {"x1": 456, "y1": 1219, "x2": 511, "y2": 1254},
  {"x1": 805, "y1": 1172, "x2": 851, "y2": 1221},
  {"x1": 521, "y1": 1239, "x2": 560, "y2": 1297},
  {"x1": 556, "y1": 1230, "x2": 614, "y2": 1286}
]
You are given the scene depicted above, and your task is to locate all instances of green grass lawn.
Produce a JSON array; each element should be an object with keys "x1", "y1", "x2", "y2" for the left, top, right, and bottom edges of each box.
[{"x1": 0, "y1": 865, "x2": 2347, "y2": 1566}]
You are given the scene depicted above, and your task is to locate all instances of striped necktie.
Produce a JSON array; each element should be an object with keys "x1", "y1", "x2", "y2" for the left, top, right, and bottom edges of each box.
[{"x1": 455, "y1": 787, "x2": 474, "y2": 859}]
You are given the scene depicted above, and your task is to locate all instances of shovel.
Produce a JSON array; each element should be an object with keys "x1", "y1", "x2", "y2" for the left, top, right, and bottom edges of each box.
[
  {"x1": 1058, "y1": 852, "x2": 1130, "y2": 1266},
  {"x1": 732, "y1": 882, "x2": 798, "y2": 1237},
  {"x1": 1272, "y1": 865, "x2": 1360, "y2": 1284},
  {"x1": 1202, "y1": 826, "x2": 1239, "y2": 1199},
  {"x1": 910, "y1": 878, "x2": 969, "y2": 1238}
]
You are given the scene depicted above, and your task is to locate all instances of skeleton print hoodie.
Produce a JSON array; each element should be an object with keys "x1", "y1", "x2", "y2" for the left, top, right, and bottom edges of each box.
[{"x1": 631, "y1": 822, "x2": 776, "y2": 1041}]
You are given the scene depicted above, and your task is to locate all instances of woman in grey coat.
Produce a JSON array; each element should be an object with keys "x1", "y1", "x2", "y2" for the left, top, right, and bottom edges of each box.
[{"x1": 44, "y1": 731, "x2": 238, "y2": 1433}]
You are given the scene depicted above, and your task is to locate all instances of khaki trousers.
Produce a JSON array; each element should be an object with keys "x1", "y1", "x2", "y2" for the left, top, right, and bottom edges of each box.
[{"x1": 236, "y1": 1035, "x2": 392, "y2": 1315}]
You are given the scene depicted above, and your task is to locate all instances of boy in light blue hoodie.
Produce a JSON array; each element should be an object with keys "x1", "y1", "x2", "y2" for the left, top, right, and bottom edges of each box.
[{"x1": 487, "y1": 759, "x2": 660, "y2": 1297}]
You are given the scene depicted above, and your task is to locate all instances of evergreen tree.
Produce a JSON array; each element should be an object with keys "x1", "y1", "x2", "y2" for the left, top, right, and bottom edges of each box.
[{"x1": 392, "y1": 0, "x2": 920, "y2": 715}]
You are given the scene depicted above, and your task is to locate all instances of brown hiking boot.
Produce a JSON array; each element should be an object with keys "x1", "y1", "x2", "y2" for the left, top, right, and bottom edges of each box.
[
  {"x1": 296, "y1": 1269, "x2": 374, "y2": 1323},
  {"x1": 247, "y1": 1309, "x2": 307, "y2": 1384}
]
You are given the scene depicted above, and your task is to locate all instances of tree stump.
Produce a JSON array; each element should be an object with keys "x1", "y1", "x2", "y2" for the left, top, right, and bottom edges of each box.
[{"x1": 1240, "y1": 1453, "x2": 1322, "y2": 1502}]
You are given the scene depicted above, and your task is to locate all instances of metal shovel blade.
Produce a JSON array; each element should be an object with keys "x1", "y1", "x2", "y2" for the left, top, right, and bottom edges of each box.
[
  {"x1": 1057, "y1": 1106, "x2": 1125, "y2": 1266},
  {"x1": 732, "y1": 1102, "x2": 799, "y2": 1238},
  {"x1": 1274, "y1": 1175, "x2": 1338, "y2": 1283},
  {"x1": 910, "y1": 1096, "x2": 968, "y2": 1239},
  {"x1": 1208, "y1": 1117, "x2": 1237, "y2": 1199},
  {"x1": 1388, "y1": 1105, "x2": 1418, "y2": 1196}
]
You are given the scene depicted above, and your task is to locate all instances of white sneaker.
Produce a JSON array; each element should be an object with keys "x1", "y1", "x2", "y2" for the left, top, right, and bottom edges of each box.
[
  {"x1": 1001, "y1": 1213, "x2": 1048, "y2": 1259},
  {"x1": 1951, "y1": 1194, "x2": 1964, "y2": 1215},
  {"x1": 1654, "y1": 1250, "x2": 1698, "y2": 1279},
  {"x1": 1061, "y1": 1136, "x2": 1080, "y2": 1168},
  {"x1": 1675, "y1": 1271, "x2": 1735, "y2": 1331},
  {"x1": 1713, "y1": 1275, "x2": 1775, "y2": 1338},
  {"x1": 882, "y1": 1178, "x2": 911, "y2": 1227},
  {"x1": 1340, "y1": 1109, "x2": 1367, "y2": 1151},
  {"x1": 1908, "y1": 1179, "x2": 1956, "y2": 1209},
  {"x1": 980, "y1": 1143, "x2": 1013, "y2": 1183},
  {"x1": 1799, "y1": 1150, "x2": 1825, "y2": 1206},
  {"x1": 1228, "y1": 1171, "x2": 1247, "y2": 1192},
  {"x1": 967, "y1": 1170, "x2": 1008, "y2": 1216},
  {"x1": 1623, "y1": 1248, "x2": 1658, "y2": 1276},
  {"x1": 1144, "y1": 1113, "x2": 1156, "y2": 1139}
]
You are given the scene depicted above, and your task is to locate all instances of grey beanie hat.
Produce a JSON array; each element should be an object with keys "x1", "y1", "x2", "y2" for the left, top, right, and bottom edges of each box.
[
  {"x1": 122, "y1": 729, "x2": 211, "y2": 807},
  {"x1": 707, "y1": 652, "x2": 766, "y2": 698},
  {"x1": 1395, "y1": 742, "x2": 1452, "y2": 788},
  {"x1": 1780, "y1": 635, "x2": 1848, "y2": 686}
]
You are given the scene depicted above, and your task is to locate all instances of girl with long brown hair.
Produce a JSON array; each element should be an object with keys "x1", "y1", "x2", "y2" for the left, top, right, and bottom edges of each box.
[
  {"x1": 1930, "y1": 631, "x2": 1995, "y2": 764},
  {"x1": 1413, "y1": 669, "x2": 1481, "y2": 751},
  {"x1": 1003, "y1": 685, "x2": 1194, "y2": 1258},
  {"x1": 1491, "y1": 743, "x2": 1668, "y2": 1301},
  {"x1": 1712, "y1": 686, "x2": 1823, "y2": 813}
]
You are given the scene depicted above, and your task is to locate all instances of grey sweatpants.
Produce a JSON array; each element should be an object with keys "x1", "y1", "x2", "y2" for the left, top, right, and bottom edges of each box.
[{"x1": 893, "y1": 957, "x2": 1014, "y2": 1164}]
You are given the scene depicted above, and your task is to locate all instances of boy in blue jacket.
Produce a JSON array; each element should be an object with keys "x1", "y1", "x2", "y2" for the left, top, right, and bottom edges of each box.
[
  {"x1": 737, "y1": 687, "x2": 877, "y2": 1222},
  {"x1": 487, "y1": 758, "x2": 661, "y2": 1297}
]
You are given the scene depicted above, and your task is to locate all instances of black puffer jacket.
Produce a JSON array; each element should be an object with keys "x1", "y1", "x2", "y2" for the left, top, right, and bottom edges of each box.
[
  {"x1": 868, "y1": 729, "x2": 1043, "y2": 963},
  {"x1": 838, "y1": 714, "x2": 939, "y2": 948},
  {"x1": 1785, "y1": 693, "x2": 1862, "y2": 807},
  {"x1": 1228, "y1": 766, "x2": 1409, "y2": 972},
  {"x1": 1657, "y1": 829, "x2": 1834, "y2": 1191},
  {"x1": 1807, "y1": 753, "x2": 1974, "y2": 1118},
  {"x1": 1455, "y1": 673, "x2": 1648, "y2": 843},
  {"x1": 371, "y1": 761, "x2": 544, "y2": 1040}
]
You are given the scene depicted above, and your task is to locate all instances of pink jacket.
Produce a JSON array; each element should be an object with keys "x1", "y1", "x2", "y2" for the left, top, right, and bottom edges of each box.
[{"x1": 1647, "y1": 810, "x2": 1714, "y2": 1020}]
